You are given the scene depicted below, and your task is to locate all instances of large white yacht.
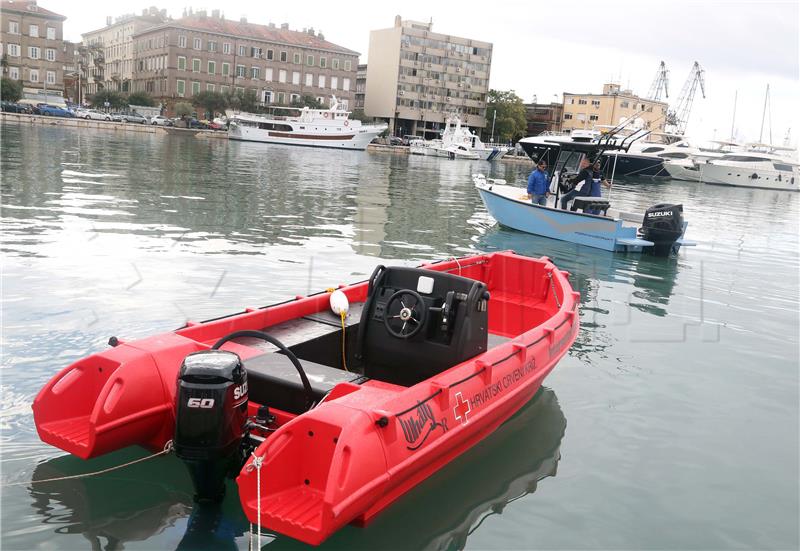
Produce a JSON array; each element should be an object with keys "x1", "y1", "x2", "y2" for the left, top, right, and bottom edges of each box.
[
  {"x1": 228, "y1": 97, "x2": 386, "y2": 150},
  {"x1": 409, "y1": 115, "x2": 508, "y2": 160},
  {"x1": 701, "y1": 147, "x2": 799, "y2": 191}
]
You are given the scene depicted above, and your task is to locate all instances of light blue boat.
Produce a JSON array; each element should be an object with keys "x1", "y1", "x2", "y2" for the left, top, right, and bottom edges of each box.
[{"x1": 473, "y1": 175, "x2": 692, "y2": 255}]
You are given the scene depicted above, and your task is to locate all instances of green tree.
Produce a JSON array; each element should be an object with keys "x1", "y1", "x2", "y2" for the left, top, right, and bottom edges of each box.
[
  {"x1": 127, "y1": 91, "x2": 155, "y2": 107},
  {"x1": 289, "y1": 95, "x2": 325, "y2": 109},
  {"x1": 174, "y1": 101, "x2": 193, "y2": 118},
  {"x1": 192, "y1": 91, "x2": 227, "y2": 118},
  {"x1": 484, "y1": 89, "x2": 527, "y2": 143},
  {"x1": 0, "y1": 77, "x2": 23, "y2": 102},
  {"x1": 90, "y1": 89, "x2": 126, "y2": 109},
  {"x1": 226, "y1": 89, "x2": 259, "y2": 113}
]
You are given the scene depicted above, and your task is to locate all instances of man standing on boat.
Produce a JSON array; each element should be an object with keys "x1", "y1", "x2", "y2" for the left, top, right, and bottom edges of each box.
[
  {"x1": 560, "y1": 157, "x2": 594, "y2": 209},
  {"x1": 527, "y1": 160, "x2": 550, "y2": 206}
]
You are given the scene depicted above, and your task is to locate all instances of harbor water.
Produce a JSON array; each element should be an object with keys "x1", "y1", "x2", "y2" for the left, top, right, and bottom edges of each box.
[{"x1": 1, "y1": 123, "x2": 798, "y2": 550}]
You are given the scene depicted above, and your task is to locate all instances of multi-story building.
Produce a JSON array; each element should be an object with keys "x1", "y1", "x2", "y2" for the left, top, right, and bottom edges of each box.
[
  {"x1": 0, "y1": 0, "x2": 66, "y2": 101},
  {"x1": 130, "y1": 10, "x2": 358, "y2": 113},
  {"x1": 354, "y1": 63, "x2": 366, "y2": 111},
  {"x1": 364, "y1": 16, "x2": 492, "y2": 139},
  {"x1": 562, "y1": 83, "x2": 668, "y2": 133},
  {"x1": 80, "y1": 7, "x2": 168, "y2": 96},
  {"x1": 524, "y1": 102, "x2": 563, "y2": 135}
]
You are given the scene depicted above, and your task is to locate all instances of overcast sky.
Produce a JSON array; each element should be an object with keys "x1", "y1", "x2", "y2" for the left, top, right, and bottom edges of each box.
[{"x1": 51, "y1": 0, "x2": 799, "y2": 146}]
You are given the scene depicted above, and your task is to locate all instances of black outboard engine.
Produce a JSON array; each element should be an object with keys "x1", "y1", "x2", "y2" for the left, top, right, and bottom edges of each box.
[
  {"x1": 174, "y1": 350, "x2": 248, "y2": 502},
  {"x1": 640, "y1": 203, "x2": 684, "y2": 256}
]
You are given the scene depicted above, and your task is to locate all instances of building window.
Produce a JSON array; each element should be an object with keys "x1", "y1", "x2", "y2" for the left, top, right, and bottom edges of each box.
[
  {"x1": 251, "y1": 47, "x2": 261, "y2": 58},
  {"x1": 306, "y1": 54, "x2": 314, "y2": 66},
  {"x1": 278, "y1": 69, "x2": 286, "y2": 83},
  {"x1": 28, "y1": 46, "x2": 40, "y2": 59},
  {"x1": 208, "y1": 41, "x2": 217, "y2": 52},
  {"x1": 250, "y1": 66, "x2": 260, "y2": 79},
  {"x1": 330, "y1": 76, "x2": 338, "y2": 89},
  {"x1": 29, "y1": 24, "x2": 38, "y2": 37},
  {"x1": 8, "y1": 21, "x2": 19, "y2": 34},
  {"x1": 589, "y1": 114, "x2": 599, "y2": 121},
  {"x1": 563, "y1": 113, "x2": 573, "y2": 120},
  {"x1": 178, "y1": 35, "x2": 187, "y2": 48},
  {"x1": 238, "y1": 45, "x2": 245, "y2": 56},
  {"x1": 223, "y1": 42, "x2": 231, "y2": 54},
  {"x1": 9, "y1": 66, "x2": 19, "y2": 79},
  {"x1": 192, "y1": 58, "x2": 200, "y2": 72},
  {"x1": 343, "y1": 78, "x2": 350, "y2": 91},
  {"x1": 29, "y1": 69, "x2": 39, "y2": 82},
  {"x1": 178, "y1": 56, "x2": 186, "y2": 70},
  {"x1": 236, "y1": 65, "x2": 245, "y2": 78},
  {"x1": 591, "y1": 100, "x2": 600, "y2": 106},
  {"x1": 292, "y1": 71, "x2": 300, "y2": 85},
  {"x1": 332, "y1": 59, "x2": 339, "y2": 70},
  {"x1": 620, "y1": 101, "x2": 629, "y2": 108},
  {"x1": 318, "y1": 75, "x2": 325, "y2": 88},
  {"x1": 207, "y1": 83, "x2": 215, "y2": 91},
  {"x1": 222, "y1": 62, "x2": 229, "y2": 76},
  {"x1": 277, "y1": 92, "x2": 285, "y2": 104},
  {"x1": 280, "y1": 51, "x2": 287, "y2": 62},
  {"x1": 8, "y1": 44, "x2": 20, "y2": 57},
  {"x1": 45, "y1": 48, "x2": 55, "y2": 61},
  {"x1": 305, "y1": 73, "x2": 313, "y2": 86},
  {"x1": 293, "y1": 52, "x2": 301, "y2": 64},
  {"x1": 290, "y1": 93, "x2": 299, "y2": 103},
  {"x1": 46, "y1": 70, "x2": 55, "y2": 84},
  {"x1": 578, "y1": 99, "x2": 587, "y2": 105},
  {"x1": 176, "y1": 80, "x2": 186, "y2": 96},
  {"x1": 193, "y1": 38, "x2": 201, "y2": 50},
  {"x1": 319, "y1": 57, "x2": 326, "y2": 68},
  {"x1": 208, "y1": 61, "x2": 216, "y2": 74},
  {"x1": 220, "y1": 85, "x2": 229, "y2": 94},
  {"x1": 263, "y1": 90, "x2": 273, "y2": 103},
  {"x1": 344, "y1": 60, "x2": 351, "y2": 71},
  {"x1": 265, "y1": 67, "x2": 273, "y2": 81}
]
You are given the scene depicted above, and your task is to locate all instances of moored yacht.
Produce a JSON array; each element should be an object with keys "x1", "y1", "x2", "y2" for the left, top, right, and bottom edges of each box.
[
  {"x1": 409, "y1": 115, "x2": 508, "y2": 160},
  {"x1": 701, "y1": 148, "x2": 799, "y2": 191},
  {"x1": 228, "y1": 96, "x2": 387, "y2": 150}
]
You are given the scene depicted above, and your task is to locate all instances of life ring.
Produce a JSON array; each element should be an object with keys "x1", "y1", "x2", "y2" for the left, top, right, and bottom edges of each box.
[
  {"x1": 344, "y1": 120, "x2": 349, "y2": 126},
  {"x1": 323, "y1": 112, "x2": 329, "y2": 119}
]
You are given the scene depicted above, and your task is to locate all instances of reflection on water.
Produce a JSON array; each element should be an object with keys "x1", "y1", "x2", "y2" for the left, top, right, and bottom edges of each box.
[{"x1": 20, "y1": 389, "x2": 564, "y2": 551}]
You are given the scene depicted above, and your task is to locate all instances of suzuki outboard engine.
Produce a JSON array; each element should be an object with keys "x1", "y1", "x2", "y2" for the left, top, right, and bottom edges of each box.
[
  {"x1": 174, "y1": 350, "x2": 248, "y2": 502},
  {"x1": 640, "y1": 203, "x2": 684, "y2": 256}
]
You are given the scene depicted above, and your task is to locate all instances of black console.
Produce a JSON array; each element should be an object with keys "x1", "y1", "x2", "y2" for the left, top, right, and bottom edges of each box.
[{"x1": 357, "y1": 266, "x2": 489, "y2": 386}]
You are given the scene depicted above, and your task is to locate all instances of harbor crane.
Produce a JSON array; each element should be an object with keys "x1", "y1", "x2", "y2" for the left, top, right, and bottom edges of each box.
[
  {"x1": 667, "y1": 61, "x2": 706, "y2": 135},
  {"x1": 647, "y1": 61, "x2": 669, "y2": 101}
]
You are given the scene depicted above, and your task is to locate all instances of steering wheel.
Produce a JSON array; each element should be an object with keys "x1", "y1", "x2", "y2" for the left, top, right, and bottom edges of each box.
[
  {"x1": 211, "y1": 330, "x2": 315, "y2": 410},
  {"x1": 383, "y1": 289, "x2": 428, "y2": 339}
]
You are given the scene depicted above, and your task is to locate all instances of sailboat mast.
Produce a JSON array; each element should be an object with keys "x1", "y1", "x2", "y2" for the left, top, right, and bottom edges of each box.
[
  {"x1": 730, "y1": 90, "x2": 738, "y2": 142},
  {"x1": 759, "y1": 84, "x2": 769, "y2": 143}
]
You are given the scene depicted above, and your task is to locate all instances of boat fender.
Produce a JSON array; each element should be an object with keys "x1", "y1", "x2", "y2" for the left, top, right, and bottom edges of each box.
[
  {"x1": 344, "y1": 120, "x2": 349, "y2": 127},
  {"x1": 108, "y1": 336, "x2": 120, "y2": 347},
  {"x1": 330, "y1": 289, "x2": 349, "y2": 316},
  {"x1": 324, "y1": 112, "x2": 329, "y2": 119}
]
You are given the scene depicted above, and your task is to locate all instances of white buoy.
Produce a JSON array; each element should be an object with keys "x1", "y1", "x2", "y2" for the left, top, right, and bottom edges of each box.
[{"x1": 330, "y1": 289, "x2": 349, "y2": 316}]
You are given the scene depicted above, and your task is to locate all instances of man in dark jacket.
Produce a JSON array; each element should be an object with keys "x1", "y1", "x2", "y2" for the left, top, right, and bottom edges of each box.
[{"x1": 560, "y1": 157, "x2": 594, "y2": 209}]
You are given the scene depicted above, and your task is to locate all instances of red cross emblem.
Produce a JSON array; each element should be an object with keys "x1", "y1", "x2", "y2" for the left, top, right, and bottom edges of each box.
[{"x1": 454, "y1": 392, "x2": 471, "y2": 425}]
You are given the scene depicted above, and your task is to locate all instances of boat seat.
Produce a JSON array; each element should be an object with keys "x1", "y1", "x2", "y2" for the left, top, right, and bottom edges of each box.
[
  {"x1": 244, "y1": 353, "x2": 366, "y2": 414},
  {"x1": 570, "y1": 197, "x2": 610, "y2": 215}
]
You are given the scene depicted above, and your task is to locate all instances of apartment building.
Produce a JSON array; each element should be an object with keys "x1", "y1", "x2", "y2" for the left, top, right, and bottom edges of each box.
[
  {"x1": 562, "y1": 83, "x2": 668, "y2": 133},
  {"x1": 0, "y1": 0, "x2": 66, "y2": 100},
  {"x1": 81, "y1": 7, "x2": 168, "y2": 96},
  {"x1": 131, "y1": 10, "x2": 358, "y2": 112},
  {"x1": 525, "y1": 102, "x2": 563, "y2": 135},
  {"x1": 364, "y1": 16, "x2": 492, "y2": 139},
  {"x1": 354, "y1": 63, "x2": 366, "y2": 110}
]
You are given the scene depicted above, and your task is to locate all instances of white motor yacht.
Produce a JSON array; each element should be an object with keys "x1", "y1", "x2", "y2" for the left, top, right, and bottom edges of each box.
[
  {"x1": 409, "y1": 115, "x2": 508, "y2": 160},
  {"x1": 701, "y1": 146, "x2": 799, "y2": 191},
  {"x1": 228, "y1": 96, "x2": 386, "y2": 150}
]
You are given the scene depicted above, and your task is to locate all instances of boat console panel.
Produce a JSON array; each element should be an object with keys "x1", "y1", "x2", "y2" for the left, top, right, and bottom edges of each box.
[{"x1": 357, "y1": 266, "x2": 489, "y2": 386}]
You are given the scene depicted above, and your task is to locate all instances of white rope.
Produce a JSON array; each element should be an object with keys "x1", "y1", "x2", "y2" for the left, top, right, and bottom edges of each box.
[
  {"x1": 449, "y1": 256, "x2": 463, "y2": 276},
  {"x1": 1, "y1": 440, "x2": 174, "y2": 488},
  {"x1": 247, "y1": 453, "x2": 265, "y2": 550}
]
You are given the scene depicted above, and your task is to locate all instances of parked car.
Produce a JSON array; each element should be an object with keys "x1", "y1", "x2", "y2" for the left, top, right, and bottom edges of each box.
[
  {"x1": 388, "y1": 136, "x2": 403, "y2": 146},
  {"x1": 112, "y1": 111, "x2": 148, "y2": 124},
  {"x1": 39, "y1": 104, "x2": 75, "y2": 117},
  {"x1": 80, "y1": 109, "x2": 112, "y2": 121},
  {"x1": 149, "y1": 115, "x2": 172, "y2": 126},
  {"x1": 1, "y1": 101, "x2": 32, "y2": 114}
]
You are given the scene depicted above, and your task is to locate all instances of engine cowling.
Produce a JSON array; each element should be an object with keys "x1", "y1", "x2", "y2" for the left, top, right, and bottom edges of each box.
[
  {"x1": 640, "y1": 203, "x2": 684, "y2": 256},
  {"x1": 174, "y1": 350, "x2": 248, "y2": 502}
]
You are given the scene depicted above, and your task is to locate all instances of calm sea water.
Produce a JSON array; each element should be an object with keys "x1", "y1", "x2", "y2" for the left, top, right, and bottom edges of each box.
[{"x1": 1, "y1": 123, "x2": 798, "y2": 550}]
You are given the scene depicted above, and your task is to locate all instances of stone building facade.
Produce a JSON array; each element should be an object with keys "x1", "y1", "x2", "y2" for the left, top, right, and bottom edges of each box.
[
  {"x1": 562, "y1": 83, "x2": 668, "y2": 133},
  {"x1": 131, "y1": 10, "x2": 358, "y2": 113}
]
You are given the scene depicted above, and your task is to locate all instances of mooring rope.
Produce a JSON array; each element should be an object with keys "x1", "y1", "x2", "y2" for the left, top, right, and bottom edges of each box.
[
  {"x1": 247, "y1": 452, "x2": 265, "y2": 550},
  {"x1": 1, "y1": 440, "x2": 174, "y2": 488}
]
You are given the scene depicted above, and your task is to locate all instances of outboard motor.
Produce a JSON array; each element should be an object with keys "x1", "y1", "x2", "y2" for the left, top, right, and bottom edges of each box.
[
  {"x1": 174, "y1": 350, "x2": 248, "y2": 502},
  {"x1": 640, "y1": 203, "x2": 684, "y2": 256}
]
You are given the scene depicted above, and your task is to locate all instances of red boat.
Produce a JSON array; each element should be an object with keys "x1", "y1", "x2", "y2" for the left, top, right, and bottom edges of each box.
[{"x1": 33, "y1": 251, "x2": 578, "y2": 545}]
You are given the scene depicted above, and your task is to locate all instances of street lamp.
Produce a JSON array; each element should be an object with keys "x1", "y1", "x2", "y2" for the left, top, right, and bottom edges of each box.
[{"x1": 490, "y1": 109, "x2": 496, "y2": 143}]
